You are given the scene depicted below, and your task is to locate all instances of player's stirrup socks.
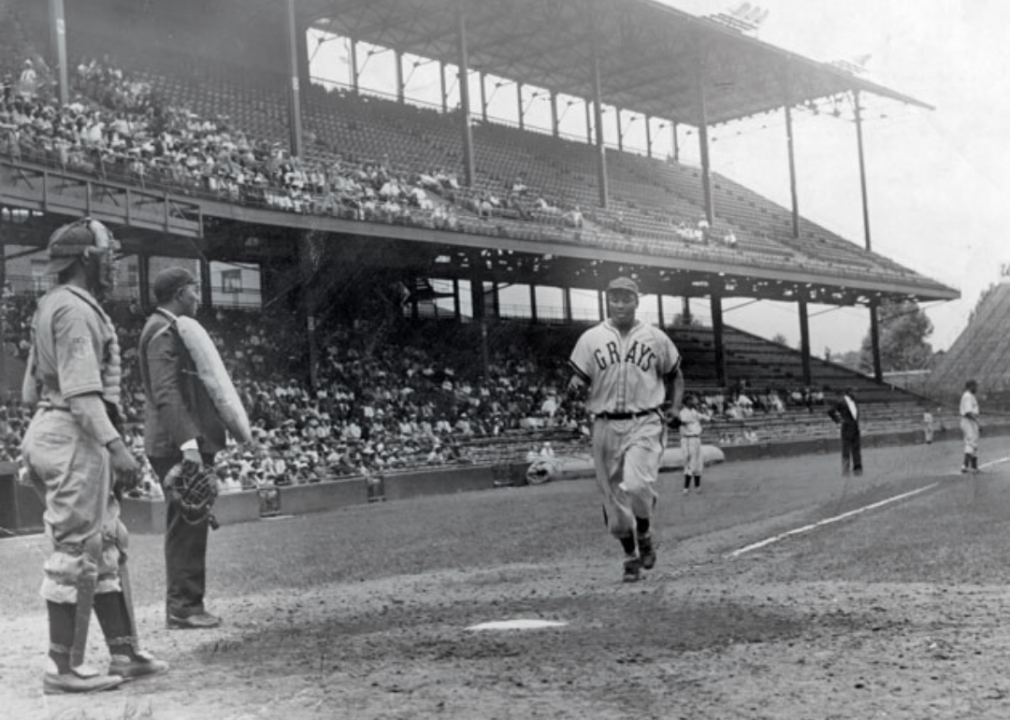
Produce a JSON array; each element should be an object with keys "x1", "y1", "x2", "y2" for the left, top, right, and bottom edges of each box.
[
  {"x1": 964, "y1": 453, "x2": 973, "y2": 471},
  {"x1": 635, "y1": 517, "x2": 650, "y2": 536},
  {"x1": 94, "y1": 593, "x2": 139, "y2": 660},
  {"x1": 47, "y1": 602, "x2": 76, "y2": 674},
  {"x1": 683, "y1": 475, "x2": 691, "y2": 490},
  {"x1": 619, "y1": 535, "x2": 637, "y2": 556}
]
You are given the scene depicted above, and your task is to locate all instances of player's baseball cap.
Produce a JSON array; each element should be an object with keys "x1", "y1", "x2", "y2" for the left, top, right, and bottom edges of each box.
[
  {"x1": 153, "y1": 266, "x2": 199, "y2": 303},
  {"x1": 45, "y1": 221, "x2": 99, "y2": 275},
  {"x1": 607, "y1": 276, "x2": 639, "y2": 295}
]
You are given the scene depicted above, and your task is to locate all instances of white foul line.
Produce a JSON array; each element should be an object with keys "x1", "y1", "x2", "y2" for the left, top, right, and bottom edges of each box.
[
  {"x1": 726, "y1": 484, "x2": 938, "y2": 559},
  {"x1": 727, "y1": 453, "x2": 1010, "y2": 560}
]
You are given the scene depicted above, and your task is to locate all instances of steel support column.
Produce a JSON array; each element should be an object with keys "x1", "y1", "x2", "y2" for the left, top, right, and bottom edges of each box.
[
  {"x1": 783, "y1": 67, "x2": 800, "y2": 239},
  {"x1": 395, "y1": 50, "x2": 405, "y2": 103},
  {"x1": 616, "y1": 110, "x2": 623, "y2": 152},
  {"x1": 869, "y1": 299, "x2": 883, "y2": 383},
  {"x1": 529, "y1": 283, "x2": 537, "y2": 323},
  {"x1": 440, "y1": 61, "x2": 448, "y2": 112},
  {"x1": 590, "y1": 38, "x2": 609, "y2": 208},
  {"x1": 298, "y1": 234, "x2": 319, "y2": 390},
  {"x1": 452, "y1": 278, "x2": 461, "y2": 320},
  {"x1": 710, "y1": 293, "x2": 727, "y2": 388},
  {"x1": 854, "y1": 90, "x2": 882, "y2": 381},
  {"x1": 585, "y1": 101, "x2": 593, "y2": 143},
  {"x1": 672, "y1": 122, "x2": 679, "y2": 162},
  {"x1": 138, "y1": 253, "x2": 151, "y2": 313},
  {"x1": 563, "y1": 286, "x2": 572, "y2": 322},
  {"x1": 350, "y1": 39, "x2": 360, "y2": 95},
  {"x1": 47, "y1": 0, "x2": 68, "y2": 106},
  {"x1": 798, "y1": 298, "x2": 812, "y2": 387},
  {"x1": 455, "y1": 8, "x2": 475, "y2": 187},
  {"x1": 550, "y1": 91, "x2": 559, "y2": 137},
  {"x1": 517, "y1": 82, "x2": 525, "y2": 130},
  {"x1": 199, "y1": 257, "x2": 213, "y2": 314},
  {"x1": 480, "y1": 72, "x2": 488, "y2": 122},
  {"x1": 695, "y1": 40, "x2": 714, "y2": 225},
  {"x1": 645, "y1": 116, "x2": 652, "y2": 158},
  {"x1": 284, "y1": 0, "x2": 304, "y2": 158},
  {"x1": 656, "y1": 293, "x2": 664, "y2": 327}
]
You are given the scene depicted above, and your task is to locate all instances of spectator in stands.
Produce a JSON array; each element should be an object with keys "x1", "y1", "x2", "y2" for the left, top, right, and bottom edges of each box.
[{"x1": 827, "y1": 387, "x2": 862, "y2": 477}]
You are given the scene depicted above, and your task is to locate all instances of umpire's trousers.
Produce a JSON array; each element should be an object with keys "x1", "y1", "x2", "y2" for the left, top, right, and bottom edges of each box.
[{"x1": 151, "y1": 454, "x2": 215, "y2": 619}]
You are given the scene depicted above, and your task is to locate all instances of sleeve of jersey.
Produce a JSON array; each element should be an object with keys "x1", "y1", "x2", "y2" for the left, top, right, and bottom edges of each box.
[
  {"x1": 53, "y1": 304, "x2": 105, "y2": 399},
  {"x1": 660, "y1": 332, "x2": 681, "y2": 377},
  {"x1": 567, "y1": 334, "x2": 593, "y2": 384}
]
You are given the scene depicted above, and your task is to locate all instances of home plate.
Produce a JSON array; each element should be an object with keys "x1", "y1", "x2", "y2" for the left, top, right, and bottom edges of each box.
[{"x1": 467, "y1": 619, "x2": 568, "y2": 631}]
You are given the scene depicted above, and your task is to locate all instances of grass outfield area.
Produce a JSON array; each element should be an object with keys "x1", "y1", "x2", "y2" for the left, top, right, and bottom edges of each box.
[{"x1": 3, "y1": 436, "x2": 1010, "y2": 719}]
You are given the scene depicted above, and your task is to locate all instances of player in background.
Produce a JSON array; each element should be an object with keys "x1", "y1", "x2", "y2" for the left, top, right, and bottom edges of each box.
[
  {"x1": 568, "y1": 277, "x2": 684, "y2": 583},
  {"x1": 679, "y1": 394, "x2": 711, "y2": 494},
  {"x1": 960, "y1": 380, "x2": 981, "y2": 474}
]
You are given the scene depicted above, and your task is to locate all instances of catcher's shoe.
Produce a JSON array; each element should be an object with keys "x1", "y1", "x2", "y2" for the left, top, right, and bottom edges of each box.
[
  {"x1": 109, "y1": 650, "x2": 169, "y2": 680},
  {"x1": 622, "y1": 556, "x2": 642, "y2": 583},
  {"x1": 167, "y1": 611, "x2": 222, "y2": 630},
  {"x1": 638, "y1": 534, "x2": 657, "y2": 570},
  {"x1": 43, "y1": 660, "x2": 124, "y2": 695}
]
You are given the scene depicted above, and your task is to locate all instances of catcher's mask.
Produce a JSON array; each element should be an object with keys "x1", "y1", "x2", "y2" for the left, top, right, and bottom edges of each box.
[
  {"x1": 164, "y1": 461, "x2": 220, "y2": 530},
  {"x1": 46, "y1": 217, "x2": 120, "y2": 297}
]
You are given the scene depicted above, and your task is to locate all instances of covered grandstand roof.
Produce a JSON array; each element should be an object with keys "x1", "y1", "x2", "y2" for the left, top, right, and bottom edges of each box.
[{"x1": 302, "y1": 0, "x2": 931, "y2": 126}]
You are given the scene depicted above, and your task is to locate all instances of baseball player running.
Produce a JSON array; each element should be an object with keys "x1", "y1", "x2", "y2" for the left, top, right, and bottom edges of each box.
[
  {"x1": 679, "y1": 394, "x2": 710, "y2": 494},
  {"x1": 568, "y1": 277, "x2": 684, "y2": 582},
  {"x1": 960, "y1": 379, "x2": 981, "y2": 474}
]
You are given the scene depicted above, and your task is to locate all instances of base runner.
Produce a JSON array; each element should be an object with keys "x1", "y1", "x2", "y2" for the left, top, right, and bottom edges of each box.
[{"x1": 568, "y1": 277, "x2": 684, "y2": 582}]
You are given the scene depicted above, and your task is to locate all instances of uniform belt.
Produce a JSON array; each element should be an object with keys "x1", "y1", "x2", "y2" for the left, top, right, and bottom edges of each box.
[{"x1": 596, "y1": 408, "x2": 658, "y2": 420}]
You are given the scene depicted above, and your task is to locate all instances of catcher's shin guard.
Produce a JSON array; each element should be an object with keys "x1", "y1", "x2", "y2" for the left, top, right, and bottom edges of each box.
[{"x1": 70, "y1": 535, "x2": 103, "y2": 668}]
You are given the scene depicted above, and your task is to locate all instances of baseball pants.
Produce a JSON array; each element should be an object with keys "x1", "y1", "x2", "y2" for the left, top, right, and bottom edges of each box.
[
  {"x1": 592, "y1": 414, "x2": 665, "y2": 538},
  {"x1": 680, "y1": 436, "x2": 703, "y2": 476},
  {"x1": 961, "y1": 418, "x2": 979, "y2": 455},
  {"x1": 21, "y1": 408, "x2": 126, "y2": 604}
]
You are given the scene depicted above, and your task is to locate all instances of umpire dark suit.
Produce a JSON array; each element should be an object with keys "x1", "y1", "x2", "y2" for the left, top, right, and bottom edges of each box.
[
  {"x1": 139, "y1": 268, "x2": 227, "y2": 629},
  {"x1": 827, "y1": 388, "x2": 862, "y2": 476}
]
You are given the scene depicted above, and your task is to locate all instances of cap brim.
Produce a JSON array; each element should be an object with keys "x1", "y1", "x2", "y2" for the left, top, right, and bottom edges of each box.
[{"x1": 45, "y1": 256, "x2": 78, "y2": 275}]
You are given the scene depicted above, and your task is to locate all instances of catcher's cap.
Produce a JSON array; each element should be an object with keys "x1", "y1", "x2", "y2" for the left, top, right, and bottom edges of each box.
[
  {"x1": 45, "y1": 221, "x2": 102, "y2": 275},
  {"x1": 153, "y1": 266, "x2": 198, "y2": 303},
  {"x1": 607, "y1": 276, "x2": 639, "y2": 295}
]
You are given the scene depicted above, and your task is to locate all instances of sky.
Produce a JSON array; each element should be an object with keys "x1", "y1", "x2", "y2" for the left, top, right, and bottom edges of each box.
[{"x1": 309, "y1": 0, "x2": 1010, "y2": 356}]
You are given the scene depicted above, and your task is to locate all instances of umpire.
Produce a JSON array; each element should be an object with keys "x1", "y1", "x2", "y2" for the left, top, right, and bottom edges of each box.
[{"x1": 139, "y1": 267, "x2": 225, "y2": 630}]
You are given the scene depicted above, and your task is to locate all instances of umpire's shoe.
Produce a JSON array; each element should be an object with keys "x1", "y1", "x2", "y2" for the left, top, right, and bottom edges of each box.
[
  {"x1": 623, "y1": 556, "x2": 643, "y2": 583},
  {"x1": 167, "y1": 611, "x2": 222, "y2": 630},
  {"x1": 43, "y1": 660, "x2": 125, "y2": 694},
  {"x1": 638, "y1": 534, "x2": 657, "y2": 570},
  {"x1": 109, "y1": 650, "x2": 170, "y2": 680}
]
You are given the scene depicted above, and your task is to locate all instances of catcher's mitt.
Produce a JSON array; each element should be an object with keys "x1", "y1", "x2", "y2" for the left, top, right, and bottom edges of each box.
[{"x1": 164, "y1": 461, "x2": 220, "y2": 530}]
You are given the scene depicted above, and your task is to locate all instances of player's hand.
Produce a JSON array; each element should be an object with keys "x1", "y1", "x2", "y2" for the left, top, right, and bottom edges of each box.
[{"x1": 109, "y1": 438, "x2": 141, "y2": 491}]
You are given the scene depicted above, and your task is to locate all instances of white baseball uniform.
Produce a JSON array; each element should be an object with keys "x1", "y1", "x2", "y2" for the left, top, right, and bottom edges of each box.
[
  {"x1": 678, "y1": 406, "x2": 708, "y2": 477},
  {"x1": 960, "y1": 390, "x2": 980, "y2": 455},
  {"x1": 569, "y1": 319, "x2": 680, "y2": 537}
]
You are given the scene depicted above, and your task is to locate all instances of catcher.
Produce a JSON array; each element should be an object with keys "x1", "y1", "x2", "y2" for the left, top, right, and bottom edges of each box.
[
  {"x1": 20, "y1": 218, "x2": 168, "y2": 693},
  {"x1": 139, "y1": 267, "x2": 236, "y2": 630}
]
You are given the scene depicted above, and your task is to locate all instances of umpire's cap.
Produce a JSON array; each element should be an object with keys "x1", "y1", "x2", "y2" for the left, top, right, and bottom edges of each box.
[
  {"x1": 607, "y1": 276, "x2": 639, "y2": 295},
  {"x1": 45, "y1": 220, "x2": 105, "y2": 274},
  {"x1": 153, "y1": 267, "x2": 199, "y2": 303}
]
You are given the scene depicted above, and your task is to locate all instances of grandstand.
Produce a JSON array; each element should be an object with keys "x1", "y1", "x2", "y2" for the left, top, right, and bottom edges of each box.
[
  {"x1": 0, "y1": 0, "x2": 962, "y2": 476},
  {"x1": 924, "y1": 278, "x2": 1010, "y2": 408}
]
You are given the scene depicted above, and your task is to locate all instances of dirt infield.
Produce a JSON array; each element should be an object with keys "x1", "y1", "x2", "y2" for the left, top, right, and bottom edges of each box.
[{"x1": 4, "y1": 438, "x2": 1010, "y2": 720}]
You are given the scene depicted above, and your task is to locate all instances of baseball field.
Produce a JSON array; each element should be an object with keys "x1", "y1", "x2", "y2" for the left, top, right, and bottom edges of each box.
[{"x1": 4, "y1": 434, "x2": 1010, "y2": 720}]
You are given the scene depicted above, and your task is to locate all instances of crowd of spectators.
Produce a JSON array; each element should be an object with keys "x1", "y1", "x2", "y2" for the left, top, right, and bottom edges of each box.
[{"x1": 0, "y1": 288, "x2": 587, "y2": 497}]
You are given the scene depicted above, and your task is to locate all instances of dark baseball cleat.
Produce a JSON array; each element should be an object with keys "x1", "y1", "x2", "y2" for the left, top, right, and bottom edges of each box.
[
  {"x1": 167, "y1": 611, "x2": 222, "y2": 630},
  {"x1": 638, "y1": 534, "x2": 657, "y2": 570},
  {"x1": 43, "y1": 660, "x2": 125, "y2": 695},
  {"x1": 109, "y1": 650, "x2": 169, "y2": 679},
  {"x1": 623, "y1": 556, "x2": 642, "y2": 583}
]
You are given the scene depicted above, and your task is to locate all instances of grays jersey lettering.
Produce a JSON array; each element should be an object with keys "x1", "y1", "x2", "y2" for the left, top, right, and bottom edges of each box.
[{"x1": 593, "y1": 340, "x2": 657, "y2": 372}]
